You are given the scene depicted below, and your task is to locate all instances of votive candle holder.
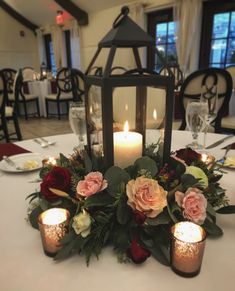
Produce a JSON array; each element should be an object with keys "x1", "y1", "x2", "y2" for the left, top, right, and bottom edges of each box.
[
  {"x1": 170, "y1": 221, "x2": 206, "y2": 277},
  {"x1": 38, "y1": 208, "x2": 70, "y2": 257}
]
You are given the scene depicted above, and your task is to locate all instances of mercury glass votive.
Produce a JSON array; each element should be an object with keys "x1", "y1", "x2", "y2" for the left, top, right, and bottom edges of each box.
[
  {"x1": 170, "y1": 221, "x2": 206, "y2": 277},
  {"x1": 42, "y1": 157, "x2": 58, "y2": 167},
  {"x1": 201, "y1": 153, "x2": 215, "y2": 168},
  {"x1": 38, "y1": 208, "x2": 70, "y2": 257}
]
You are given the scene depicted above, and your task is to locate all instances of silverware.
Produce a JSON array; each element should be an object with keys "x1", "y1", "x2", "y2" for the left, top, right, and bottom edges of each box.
[
  {"x1": 205, "y1": 134, "x2": 234, "y2": 149},
  {"x1": 40, "y1": 137, "x2": 56, "y2": 146},
  {"x1": 217, "y1": 144, "x2": 232, "y2": 165},
  {"x1": 2, "y1": 156, "x2": 23, "y2": 171},
  {"x1": 33, "y1": 138, "x2": 49, "y2": 148}
]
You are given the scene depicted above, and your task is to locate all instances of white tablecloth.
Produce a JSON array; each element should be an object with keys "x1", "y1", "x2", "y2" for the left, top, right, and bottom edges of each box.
[
  {"x1": 28, "y1": 80, "x2": 51, "y2": 117},
  {"x1": 0, "y1": 131, "x2": 235, "y2": 291}
]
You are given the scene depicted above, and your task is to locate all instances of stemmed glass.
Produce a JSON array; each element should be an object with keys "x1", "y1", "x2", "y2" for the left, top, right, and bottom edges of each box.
[
  {"x1": 200, "y1": 86, "x2": 219, "y2": 149},
  {"x1": 186, "y1": 101, "x2": 208, "y2": 149},
  {"x1": 69, "y1": 102, "x2": 87, "y2": 149}
]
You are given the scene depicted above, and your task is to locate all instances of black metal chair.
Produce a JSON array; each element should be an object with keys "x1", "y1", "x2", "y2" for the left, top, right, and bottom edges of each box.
[
  {"x1": 45, "y1": 68, "x2": 75, "y2": 119},
  {"x1": 71, "y1": 68, "x2": 85, "y2": 102},
  {"x1": 13, "y1": 69, "x2": 40, "y2": 120},
  {"x1": 1, "y1": 68, "x2": 17, "y2": 105},
  {"x1": 159, "y1": 64, "x2": 183, "y2": 91},
  {"x1": 178, "y1": 68, "x2": 233, "y2": 133},
  {"x1": 0, "y1": 71, "x2": 22, "y2": 142}
]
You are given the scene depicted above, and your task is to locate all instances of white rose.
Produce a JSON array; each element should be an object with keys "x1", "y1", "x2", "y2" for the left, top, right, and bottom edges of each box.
[{"x1": 72, "y1": 210, "x2": 91, "y2": 238}]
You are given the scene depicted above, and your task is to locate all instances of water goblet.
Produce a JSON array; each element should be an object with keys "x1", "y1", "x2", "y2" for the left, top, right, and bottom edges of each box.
[
  {"x1": 186, "y1": 101, "x2": 208, "y2": 150},
  {"x1": 69, "y1": 102, "x2": 87, "y2": 149}
]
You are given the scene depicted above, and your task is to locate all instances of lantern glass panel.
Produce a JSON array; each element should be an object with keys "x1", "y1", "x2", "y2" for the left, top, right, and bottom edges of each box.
[
  {"x1": 88, "y1": 85, "x2": 103, "y2": 159},
  {"x1": 113, "y1": 87, "x2": 136, "y2": 130}
]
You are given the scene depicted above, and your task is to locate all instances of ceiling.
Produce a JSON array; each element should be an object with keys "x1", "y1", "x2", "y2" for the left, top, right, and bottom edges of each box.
[{"x1": 4, "y1": 0, "x2": 137, "y2": 27}]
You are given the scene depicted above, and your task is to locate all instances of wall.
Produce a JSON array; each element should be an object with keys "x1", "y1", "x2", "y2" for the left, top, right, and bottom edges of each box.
[
  {"x1": 0, "y1": 8, "x2": 39, "y2": 70},
  {"x1": 79, "y1": 0, "x2": 173, "y2": 71}
]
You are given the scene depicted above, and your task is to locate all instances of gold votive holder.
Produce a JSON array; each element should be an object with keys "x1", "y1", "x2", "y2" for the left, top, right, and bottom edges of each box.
[
  {"x1": 201, "y1": 153, "x2": 215, "y2": 168},
  {"x1": 42, "y1": 157, "x2": 58, "y2": 167},
  {"x1": 170, "y1": 221, "x2": 206, "y2": 277},
  {"x1": 38, "y1": 208, "x2": 70, "y2": 257}
]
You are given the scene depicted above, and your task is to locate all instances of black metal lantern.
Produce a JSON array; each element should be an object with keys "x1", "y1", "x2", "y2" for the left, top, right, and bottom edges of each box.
[
  {"x1": 40, "y1": 62, "x2": 47, "y2": 80},
  {"x1": 84, "y1": 6, "x2": 174, "y2": 169}
]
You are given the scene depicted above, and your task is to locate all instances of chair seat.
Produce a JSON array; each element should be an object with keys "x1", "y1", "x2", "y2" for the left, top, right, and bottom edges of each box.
[
  {"x1": 45, "y1": 94, "x2": 73, "y2": 100},
  {"x1": 8, "y1": 93, "x2": 14, "y2": 101},
  {"x1": 221, "y1": 115, "x2": 235, "y2": 129},
  {"x1": 5, "y1": 106, "x2": 13, "y2": 117},
  {"x1": 20, "y1": 94, "x2": 38, "y2": 101}
]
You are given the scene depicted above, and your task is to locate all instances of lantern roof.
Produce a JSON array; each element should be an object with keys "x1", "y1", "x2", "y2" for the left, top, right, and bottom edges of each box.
[{"x1": 99, "y1": 6, "x2": 154, "y2": 48}]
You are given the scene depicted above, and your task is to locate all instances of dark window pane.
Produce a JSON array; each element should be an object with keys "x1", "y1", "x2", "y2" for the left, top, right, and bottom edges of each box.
[
  {"x1": 212, "y1": 13, "x2": 229, "y2": 38},
  {"x1": 226, "y1": 38, "x2": 235, "y2": 63},
  {"x1": 210, "y1": 39, "x2": 227, "y2": 63},
  {"x1": 167, "y1": 43, "x2": 177, "y2": 63},
  {"x1": 229, "y1": 12, "x2": 235, "y2": 37},
  {"x1": 49, "y1": 42, "x2": 56, "y2": 75},
  {"x1": 168, "y1": 22, "x2": 175, "y2": 43}
]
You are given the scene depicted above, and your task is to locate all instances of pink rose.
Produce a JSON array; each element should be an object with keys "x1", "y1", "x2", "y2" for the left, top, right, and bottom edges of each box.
[
  {"x1": 175, "y1": 188, "x2": 207, "y2": 225},
  {"x1": 126, "y1": 176, "x2": 167, "y2": 218},
  {"x1": 76, "y1": 171, "x2": 107, "y2": 197}
]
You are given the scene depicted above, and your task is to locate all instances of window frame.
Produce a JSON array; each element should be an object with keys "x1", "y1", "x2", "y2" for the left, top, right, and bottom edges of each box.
[
  {"x1": 44, "y1": 34, "x2": 52, "y2": 70},
  {"x1": 65, "y1": 30, "x2": 72, "y2": 68},
  {"x1": 147, "y1": 8, "x2": 176, "y2": 71},
  {"x1": 200, "y1": 0, "x2": 235, "y2": 68}
]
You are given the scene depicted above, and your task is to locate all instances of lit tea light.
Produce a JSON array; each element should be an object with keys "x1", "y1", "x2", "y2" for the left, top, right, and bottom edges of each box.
[
  {"x1": 42, "y1": 157, "x2": 58, "y2": 167},
  {"x1": 171, "y1": 221, "x2": 206, "y2": 277},
  {"x1": 113, "y1": 121, "x2": 143, "y2": 168},
  {"x1": 201, "y1": 153, "x2": 215, "y2": 168},
  {"x1": 38, "y1": 208, "x2": 70, "y2": 257}
]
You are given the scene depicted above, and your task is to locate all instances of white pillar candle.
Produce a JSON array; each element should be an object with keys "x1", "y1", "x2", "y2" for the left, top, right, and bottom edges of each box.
[{"x1": 113, "y1": 121, "x2": 143, "y2": 169}]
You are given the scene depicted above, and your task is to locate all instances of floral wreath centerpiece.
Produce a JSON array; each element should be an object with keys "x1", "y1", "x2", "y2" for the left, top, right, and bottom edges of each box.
[{"x1": 27, "y1": 147, "x2": 235, "y2": 269}]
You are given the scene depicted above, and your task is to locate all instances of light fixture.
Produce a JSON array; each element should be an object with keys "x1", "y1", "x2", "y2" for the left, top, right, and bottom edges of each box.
[{"x1": 56, "y1": 10, "x2": 64, "y2": 26}]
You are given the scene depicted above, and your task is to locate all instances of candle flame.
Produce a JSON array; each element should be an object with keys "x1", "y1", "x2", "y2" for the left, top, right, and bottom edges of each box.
[
  {"x1": 173, "y1": 222, "x2": 204, "y2": 243},
  {"x1": 89, "y1": 106, "x2": 93, "y2": 114},
  {"x1": 153, "y1": 109, "x2": 157, "y2": 120},
  {"x1": 124, "y1": 120, "x2": 129, "y2": 133},
  {"x1": 201, "y1": 153, "x2": 208, "y2": 163},
  {"x1": 48, "y1": 157, "x2": 57, "y2": 166},
  {"x1": 41, "y1": 208, "x2": 67, "y2": 225},
  {"x1": 125, "y1": 104, "x2": 128, "y2": 111}
]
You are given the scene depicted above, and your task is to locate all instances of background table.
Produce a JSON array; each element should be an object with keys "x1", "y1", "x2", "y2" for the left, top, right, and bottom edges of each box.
[{"x1": 0, "y1": 131, "x2": 235, "y2": 291}]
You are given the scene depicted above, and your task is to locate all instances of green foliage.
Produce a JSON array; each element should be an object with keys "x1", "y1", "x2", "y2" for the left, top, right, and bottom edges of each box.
[
  {"x1": 134, "y1": 156, "x2": 158, "y2": 178},
  {"x1": 216, "y1": 205, "x2": 235, "y2": 214},
  {"x1": 84, "y1": 192, "x2": 115, "y2": 209},
  {"x1": 104, "y1": 166, "x2": 130, "y2": 196},
  {"x1": 28, "y1": 206, "x2": 43, "y2": 229}
]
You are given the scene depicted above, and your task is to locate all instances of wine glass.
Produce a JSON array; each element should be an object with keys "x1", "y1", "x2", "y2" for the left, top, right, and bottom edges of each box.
[
  {"x1": 69, "y1": 102, "x2": 87, "y2": 149},
  {"x1": 200, "y1": 86, "x2": 219, "y2": 149},
  {"x1": 186, "y1": 101, "x2": 208, "y2": 149}
]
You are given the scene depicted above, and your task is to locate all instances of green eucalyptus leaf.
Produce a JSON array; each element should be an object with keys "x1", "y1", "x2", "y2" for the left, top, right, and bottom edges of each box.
[
  {"x1": 59, "y1": 153, "x2": 71, "y2": 168},
  {"x1": 84, "y1": 192, "x2": 114, "y2": 209},
  {"x1": 146, "y1": 210, "x2": 171, "y2": 226},
  {"x1": 134, "y1": 156, "x2": 158, "y2": 177},
  {"x1": 203, "y1": 218, "x2": 223, "y2": 237},
  {"x1": 207, "y1": 202, "x2": 216, "y2": 217},
  {"x1": 117, "y1": 196, "x2": 132, "y2": 225},
  {"x1": 104, "y1": 166, "x2": 130, "y2": 196},
  {"x1": 28, "y1": 206, "x2": 43, "y2": 229},
  {"x1": 147, "y1": 241, "x2": 170, "y2": 266},
  {"x1": 82, "y1": 150, "x2": 92, "y2": 173},
  {"x1": 216, "y1": 205, "x2": 235, "y2": 214},
  {"x1": 54, "y1": 238, "x2": 78, "y2": 261}
]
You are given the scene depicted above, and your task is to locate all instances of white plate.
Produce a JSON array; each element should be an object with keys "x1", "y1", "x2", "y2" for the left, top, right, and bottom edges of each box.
[
  {"x1": 223, "y1": 156, "x2": 235, "y2": 169},
  {"x1": 0, "y1": 153, "x2": 44, "y2": 173}
]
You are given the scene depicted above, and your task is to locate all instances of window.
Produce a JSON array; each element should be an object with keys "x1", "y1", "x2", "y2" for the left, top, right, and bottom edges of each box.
[
  {"x1": 200, "y1": 1, "x2": 235, "y2": 68},
  {"x1": 147, "y1": 9, "x2": 177, "y2": 72},
  {"x1": 64, "y1": 30, "x2": 72, "y2": 68},
  {"x1": 44, "y1": 34, "x2": 56, "y2": 75}
]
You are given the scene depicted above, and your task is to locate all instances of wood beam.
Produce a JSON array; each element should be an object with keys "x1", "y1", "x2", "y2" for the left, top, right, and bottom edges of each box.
[
  {"x1": 0, "y1": 0, "x2": 38, "y2": 33},
  {"x1": 54, "y1": 0, "x2": 88, "y2": 26}
]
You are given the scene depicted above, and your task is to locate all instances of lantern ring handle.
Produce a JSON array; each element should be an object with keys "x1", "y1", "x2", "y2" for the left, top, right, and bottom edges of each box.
[{"x1": 113, "y1": 6, "x2": 129, "y2": 28}]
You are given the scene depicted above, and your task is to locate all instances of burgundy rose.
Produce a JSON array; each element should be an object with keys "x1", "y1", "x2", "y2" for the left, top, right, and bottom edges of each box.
[
  {"x1": 175, "y1": 148, "x2": 201, "y2": 165},
  {"x1": 127, "y1": 238, "x2": 150, "y2": 264},
  {"x1": 40, "y1": 166, "x2": 71, "y2": 202},
  {"x1": 133, "y1": 210, "x2": 146, "y2": 225}
]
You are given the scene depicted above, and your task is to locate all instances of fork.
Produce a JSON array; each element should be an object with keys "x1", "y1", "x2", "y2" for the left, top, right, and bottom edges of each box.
[
  {"x1": 2, "y1": 156, "x2": 24, "y2": 171},
  {"x1": 33, "y1": 138, "x2": 48, "y2": 148},
  {"x1": 40, "y1": 137, "x2": 56, "y2": 146}
]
